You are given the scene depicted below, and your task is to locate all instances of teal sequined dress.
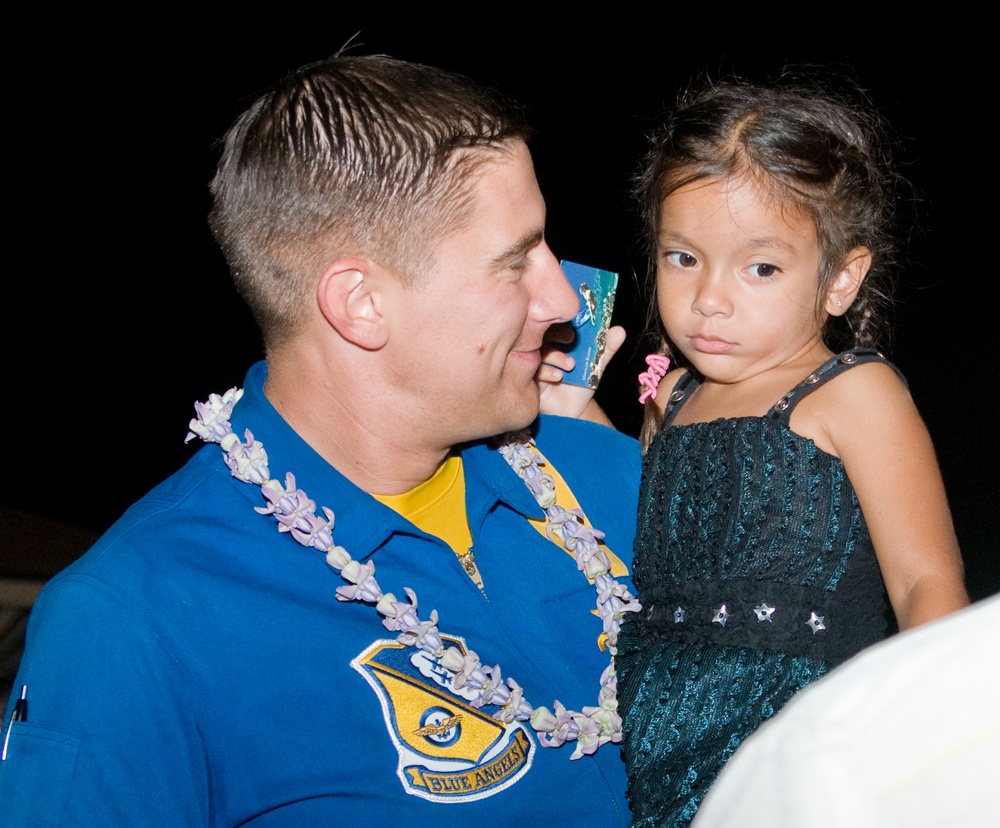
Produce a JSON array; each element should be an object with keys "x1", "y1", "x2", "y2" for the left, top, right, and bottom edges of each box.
[{"x1": 617, "y1": 350, "x2": 894, "y2": 828}]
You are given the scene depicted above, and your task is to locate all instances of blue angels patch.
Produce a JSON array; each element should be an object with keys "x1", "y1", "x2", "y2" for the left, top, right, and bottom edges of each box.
[{"x1": 352, "y1": 635, "x2": 534, "y2": 802}]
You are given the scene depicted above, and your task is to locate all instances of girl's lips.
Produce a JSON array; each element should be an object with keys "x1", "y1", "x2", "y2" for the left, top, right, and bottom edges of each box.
[{"x1": 690, "y1": 335, "x2": 736, "y2": 354}]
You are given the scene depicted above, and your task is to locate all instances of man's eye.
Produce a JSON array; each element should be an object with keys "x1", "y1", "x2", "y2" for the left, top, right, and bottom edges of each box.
[
  {"x1": 748, "y1": 262, "x2": 779, "y2": 278},
  {"x1": 666, "y1": 251, "x2": 697, "y2": 267}
]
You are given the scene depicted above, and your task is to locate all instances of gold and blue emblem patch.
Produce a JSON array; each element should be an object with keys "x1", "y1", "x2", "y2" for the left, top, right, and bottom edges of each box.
[{"x1": 352, "y1": 635, "x2": 534, "y2": 802}]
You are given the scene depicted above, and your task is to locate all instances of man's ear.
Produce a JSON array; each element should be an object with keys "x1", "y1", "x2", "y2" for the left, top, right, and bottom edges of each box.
[
  {"x1": 316, "y1": 259, "x2": 389, "y2": 350},
  {"x1": 825, "y1": 246, "x2": 872, "y2": 317}
]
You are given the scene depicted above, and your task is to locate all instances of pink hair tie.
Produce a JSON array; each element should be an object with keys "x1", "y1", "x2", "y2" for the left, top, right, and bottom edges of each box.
[{"x1": 637, "y1": 354, "x2": 671, "y2": 404}]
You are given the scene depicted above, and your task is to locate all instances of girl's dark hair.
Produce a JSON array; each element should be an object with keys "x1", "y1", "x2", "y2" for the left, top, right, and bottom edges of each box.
[{"x1": 637, "y1": 73, "x2": 902, "y2": 446}]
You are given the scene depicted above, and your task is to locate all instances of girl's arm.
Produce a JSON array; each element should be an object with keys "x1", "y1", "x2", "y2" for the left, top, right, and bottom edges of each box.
[{"x1": 818, "y1": 363, "x2": 969, "y2": 630}]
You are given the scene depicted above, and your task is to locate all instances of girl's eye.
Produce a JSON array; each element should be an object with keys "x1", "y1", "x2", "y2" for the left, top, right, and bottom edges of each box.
[
  {"x1": 748, "y1": 262, "x2": 779, "y2": 278},
  {"x1": 666, "y1": 251, "x2": 698, "y2": 267}
]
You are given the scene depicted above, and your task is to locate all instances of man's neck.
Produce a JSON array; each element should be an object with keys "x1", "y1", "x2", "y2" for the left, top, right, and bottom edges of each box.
[{"x1": 263, "y1": 349, "x2": 451, "y2": 496}]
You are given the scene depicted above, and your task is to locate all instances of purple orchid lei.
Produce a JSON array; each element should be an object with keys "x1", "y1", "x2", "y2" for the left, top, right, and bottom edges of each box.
[{"x1": 186, "y1": 388, "x2": 641, "y2": 759}]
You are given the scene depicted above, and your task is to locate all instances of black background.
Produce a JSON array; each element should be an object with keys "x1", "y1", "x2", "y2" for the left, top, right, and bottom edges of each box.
[{"x1": 4, "y1": 19, "x2": 996, "y2": 599}]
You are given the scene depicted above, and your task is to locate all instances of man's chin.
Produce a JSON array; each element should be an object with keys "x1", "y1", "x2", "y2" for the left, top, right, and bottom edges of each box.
[{"x1": 492, "y1": 392, "x2": 541, "y2": 437}]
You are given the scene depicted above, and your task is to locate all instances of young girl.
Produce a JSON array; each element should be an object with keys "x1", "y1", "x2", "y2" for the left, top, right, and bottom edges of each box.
[{"x1": 601, "y1": 77, "x2": 969, "y2": 828}]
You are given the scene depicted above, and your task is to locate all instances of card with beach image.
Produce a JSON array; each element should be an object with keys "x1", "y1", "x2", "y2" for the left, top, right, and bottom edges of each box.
[{"x1": 551, "y1": 260, "x2": 619, "y2": 389}]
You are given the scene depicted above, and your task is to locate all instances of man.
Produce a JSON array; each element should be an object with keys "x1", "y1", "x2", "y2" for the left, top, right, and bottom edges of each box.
[{"x1": 0, "y1": 56, "x2": 639, "y2": 825}]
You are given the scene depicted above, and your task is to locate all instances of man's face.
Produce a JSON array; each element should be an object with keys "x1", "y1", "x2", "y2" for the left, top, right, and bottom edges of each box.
[{"x1": 383, "y1": 141, "x2": 579, "y2": 450}]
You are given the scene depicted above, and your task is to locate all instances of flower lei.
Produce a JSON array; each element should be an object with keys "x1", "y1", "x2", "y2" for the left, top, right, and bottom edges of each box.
[{"x1": 186, "y1": 388, "x2": 641, "y2": 759}]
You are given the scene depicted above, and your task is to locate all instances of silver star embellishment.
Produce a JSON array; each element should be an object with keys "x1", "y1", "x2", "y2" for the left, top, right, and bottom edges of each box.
[
  {"x1": 806, "y1": 611, "x2": 827, "y2": 634},
  {"x1": 673, "y1": 606, "x2": 687, "y2": 624},
  {"x1": 753, "y1": 602, "x2": 776, "y2": 622},
  {"x1": 712, "y1": 604, "x2": 730, "y2": 627}
]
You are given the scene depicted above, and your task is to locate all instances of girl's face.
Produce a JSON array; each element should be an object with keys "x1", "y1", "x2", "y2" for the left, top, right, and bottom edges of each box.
[{"x1": 656, "y1": 174, "x2": 833, "y2": 385}]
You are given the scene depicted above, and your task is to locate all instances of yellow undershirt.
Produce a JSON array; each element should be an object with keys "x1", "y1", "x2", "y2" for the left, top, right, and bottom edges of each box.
[
  {"x1": 372, "y1": 455, "x2": 481, "y2": 585},
  {"x1": 372, "y1": 451, "x2": 628, "y2": 591}
]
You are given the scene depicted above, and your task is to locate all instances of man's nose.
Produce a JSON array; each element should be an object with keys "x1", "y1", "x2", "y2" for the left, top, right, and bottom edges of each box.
[{"x1": 531, "y1": 243, "x2": 580, "y2": 323}]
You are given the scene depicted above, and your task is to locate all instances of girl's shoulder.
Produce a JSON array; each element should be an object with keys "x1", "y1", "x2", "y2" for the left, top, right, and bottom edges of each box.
[
  {"x1": 790, "y1": 351, "x2": 914, "y2": 456},
  {"x1": 783, "y1": 349, "x2": 904, "y2": 403},
  {"x1": 804, "y1": 351, "x2": 908, "y2": 410}
]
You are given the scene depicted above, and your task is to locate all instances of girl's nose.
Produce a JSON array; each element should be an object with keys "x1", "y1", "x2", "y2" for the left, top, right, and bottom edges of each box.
[{"x1": 692, "y1": 272, "x2": 732, "y2": 317}]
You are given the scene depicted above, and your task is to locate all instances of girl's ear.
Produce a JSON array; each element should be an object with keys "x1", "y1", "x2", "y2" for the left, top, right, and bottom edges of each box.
[
  {"x1": 826, "y1": 246, "x2": 872, "y2": 317},
  {"x1": 316, "y1": 258, "x2": 389, "y2": 350}
]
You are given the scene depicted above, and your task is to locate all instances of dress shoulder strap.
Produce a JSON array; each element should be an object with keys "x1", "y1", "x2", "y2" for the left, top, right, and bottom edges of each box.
[
  {"x1": 767, "y1": 348, "x2": 905, "y2": 424},
  {"x1": 661, "y1": 371, "x2": 701, "y2": 427}
]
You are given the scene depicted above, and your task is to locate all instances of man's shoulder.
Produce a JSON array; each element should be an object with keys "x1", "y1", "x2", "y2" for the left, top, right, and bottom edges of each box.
[
  {"x1": 531, "y1": 415, "x2": 640, "y2": 520},
  {"x1": 51, "y1": 444, "x2": 244, "y2": 587},
  {"x1": 534, "y1": 414, "x2": 640, "y2": 456},
  {"x1": 533, "y1": 415, "x2": 640, "y2": 485}
]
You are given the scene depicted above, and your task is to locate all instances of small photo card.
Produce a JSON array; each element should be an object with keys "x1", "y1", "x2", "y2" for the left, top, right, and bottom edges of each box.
[{"x1": 550, "y1": 260, "x2": 619, "y2": 389}]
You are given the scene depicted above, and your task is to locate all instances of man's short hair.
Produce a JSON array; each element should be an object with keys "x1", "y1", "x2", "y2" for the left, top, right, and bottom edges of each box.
[{"x1": 208, "y1": 54, "x2": 531, "y2": 345}]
